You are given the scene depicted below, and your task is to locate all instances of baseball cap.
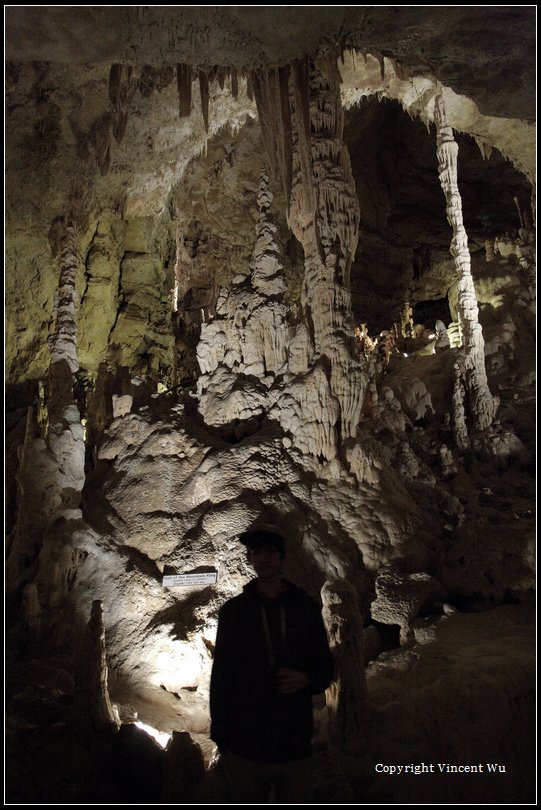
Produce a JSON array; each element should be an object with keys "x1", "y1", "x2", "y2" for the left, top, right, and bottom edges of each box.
[{"x1": 238, "y1": 528, "x2": 286, "y2": 559}]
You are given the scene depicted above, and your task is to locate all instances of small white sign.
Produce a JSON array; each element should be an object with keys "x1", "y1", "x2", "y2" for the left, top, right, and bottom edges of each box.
[{"x1": 162, "y1": 572, "x2": 217, "y2": 588}]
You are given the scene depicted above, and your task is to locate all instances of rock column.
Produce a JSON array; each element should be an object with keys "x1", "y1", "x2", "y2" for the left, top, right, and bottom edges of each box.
[
  {"x1": 6, "y1": 220, "x2": 86, "y2": 594},
  {"x1": 48, "y1": 220, "x2": 86, "y2": 507},
  {"x1": 434, "y1": 95, "x2": 495, "y2": 431},
  {"x1": 288, "y1": 57, "x2": 365, "y2": 441}
]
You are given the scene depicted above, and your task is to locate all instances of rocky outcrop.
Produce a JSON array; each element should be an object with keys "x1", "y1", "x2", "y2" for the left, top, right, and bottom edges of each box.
[{"x1": 371, "y1": 571, "x2": 447, "y2": 645}]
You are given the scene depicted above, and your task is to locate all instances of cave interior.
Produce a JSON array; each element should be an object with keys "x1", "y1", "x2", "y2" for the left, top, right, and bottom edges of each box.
[{"x1": 5, "y1": 7, "x2": 536, "y2": 804}]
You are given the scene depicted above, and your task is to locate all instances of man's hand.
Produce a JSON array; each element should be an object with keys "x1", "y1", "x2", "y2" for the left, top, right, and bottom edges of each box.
[{"x1": 276, "y1": 668, "x2": 309, "y2": 694}]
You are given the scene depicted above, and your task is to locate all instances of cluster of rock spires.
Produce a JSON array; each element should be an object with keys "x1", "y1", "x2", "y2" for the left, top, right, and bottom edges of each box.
[{"x1": 6, "y1": 25, "x2": 535, "y2": 805}]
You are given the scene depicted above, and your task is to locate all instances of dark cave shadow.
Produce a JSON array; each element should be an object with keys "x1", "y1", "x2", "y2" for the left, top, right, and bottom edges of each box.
[{"x1": 146, "y1": 586, "x2": 215, "y2": 640}]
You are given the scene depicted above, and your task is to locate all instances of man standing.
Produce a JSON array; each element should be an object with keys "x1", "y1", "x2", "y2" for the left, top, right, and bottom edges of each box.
[{"x1": 209, "y1": 528, "x2": 335, "y2": 803}]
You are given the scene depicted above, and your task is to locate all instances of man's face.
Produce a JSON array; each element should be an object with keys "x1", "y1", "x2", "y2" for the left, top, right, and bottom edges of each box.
[{"x1": 248, "y1": 545, "x2": 282, "y2": 579}]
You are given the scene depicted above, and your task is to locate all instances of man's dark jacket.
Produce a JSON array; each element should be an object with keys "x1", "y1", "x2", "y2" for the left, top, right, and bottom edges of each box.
[{"x1": 210, "y1": 578, "x2": 334, "y2": 762}]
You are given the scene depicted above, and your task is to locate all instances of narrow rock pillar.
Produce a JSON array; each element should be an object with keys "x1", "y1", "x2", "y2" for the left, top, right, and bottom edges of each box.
[{"x1": 434, "y1": 95, "x2": 495, "y2": 430}]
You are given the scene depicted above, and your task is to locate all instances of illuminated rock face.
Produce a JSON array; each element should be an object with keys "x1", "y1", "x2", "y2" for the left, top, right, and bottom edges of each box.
[{"x1": 4, "y1": 8, "x2": 536, "y2": 805}]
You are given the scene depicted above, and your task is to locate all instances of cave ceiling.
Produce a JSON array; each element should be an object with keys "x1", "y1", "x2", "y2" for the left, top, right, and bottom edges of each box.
[
  {"x1": 5, "y1": 6, "x2": 536, "y2": 386},
  {"x1": 5, "y1": 6, "x2": 536, "y2": 120}
]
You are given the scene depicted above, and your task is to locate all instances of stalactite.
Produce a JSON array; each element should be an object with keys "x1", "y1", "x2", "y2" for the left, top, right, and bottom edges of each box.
[
  {"x1": 251, "y1": 67, "x2": 293, "y2": 210},
  {"x1": 113, "y1": 109, "x2": 129, "y2": 144},
  {"x1": 217, "y1": 65, "x2": 227, "y2": 91},
  {"x1": 106, "y1": 63, "x2": 136, "y2": 159},
  {"x1": 291, "y1": 58, "x2": 315, "y2": 218},
  {"x1": 434, "y1": 94, "x2": 495, "y2": 431},
  {"x1": 474, "y1": 135, "x2": 493, "y2": 161},
  {"x1": 176, "y1": 63, "x2": 192, "y2": 117},
  {"x1": 198, "y1": 70, "x2": 209, "y2": 132},
  {"x1": 231, "y1": 66, "x2": 238, "y2": 99},
  {"x1": 108, "y1": 64, "x2": 123, "y2": 106},
  {"x1": 277, "y1": 66, "x2": 293, "y2": 210},
  {"x1": 373, "y1": 51, "x2": 385, "y2": 81},
  {"x1": 97, "y1": 125, "x2": 112, "y2": 176},
  {"x1": 246, "y1": 73, "x2": 254, "y2": 101},
  {"x1": 390, "y1": 57, "x2": 411, "y2": 82},
  {"x1": 269, "y1": 66, "x2": 293, "y2": 214},
  {"x1": 252, "y1": 71, "x2": 276, "y2": 184}
]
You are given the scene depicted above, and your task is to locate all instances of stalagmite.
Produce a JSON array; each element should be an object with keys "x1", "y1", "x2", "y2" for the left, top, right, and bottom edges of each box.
[
  {"x1": 6, "y1": 221, "x2": 88, "y2": 594},
  {"x1": 440, "y1": 444, "x2": 458, "y2": 478},
  {"x1": 6, "y1": 216, "x2": 86, "y2": 594},
  {"x1": 176, "y1": 63, "x2": 192, "y2": 117},
  {"x1": 48, "y1": 220, "x2": 85, "y2": 505},
  {"x1": 321, "y1": 579, "x2": 366, "y2": 754},
  {"x1": 76, "y1": 600, "x2": 118, "y2": 732},
  {"x1": 434, "y1": 94, "x2": 495, "y2": 431},
  {"x1": 4, "y1": 11, "x2": 538, "y2": 807},
  {"x1": 196, "y1": 168, "x2": 290, "y2": 427},
  {"x1": 452, "y1": 356, "x2": 470, "y2": 452}
]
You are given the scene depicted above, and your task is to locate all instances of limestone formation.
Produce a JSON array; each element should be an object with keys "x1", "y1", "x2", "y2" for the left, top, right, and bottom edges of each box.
[
  {"x1": 434, "y1": 95, "x2": 495, "y2": 431},
  {"x1": 290, "y1": 57, "x2": 366, "y2": 442},
  {"x1": 378, "y1": 387, "x2": 409, "y2": 433},
  {"x1": 439, "y1": 445, "x2": 458, "y2": 478},
  {"x1": 6, "y1": 221, "x2": 86, "y2": 594},
  {"x1": 321, "y1": 580, "x2": 366, "y2": 754},
  {"x1": 76, "y1": 600, "x2": 118, "y2": 732},
  {"x1": 48, "y1": 221, "x2": 86, "y2": 504},
  {"x1": 451, "y1": 356, "x2": 470, "y2": 452},
  {"x1": 196, "y1": 168, "x2": 290, "y2": 428},
  {"x1": 371, "y1": 571, "x2": 447, "y2": 645},
  {"x1": 434, "y1": 319, "x2": 450, "y2": 351}
]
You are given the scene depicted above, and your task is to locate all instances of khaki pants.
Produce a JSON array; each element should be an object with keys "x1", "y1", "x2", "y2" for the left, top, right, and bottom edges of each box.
[{"x1": 198, "y1": 751, "x2": 313, "y2": 804}]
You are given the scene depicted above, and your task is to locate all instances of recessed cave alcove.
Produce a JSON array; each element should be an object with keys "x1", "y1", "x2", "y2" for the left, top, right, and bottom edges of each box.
[{"x1": 5, "y1": 7, "x2": 535, "y2": 805}]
